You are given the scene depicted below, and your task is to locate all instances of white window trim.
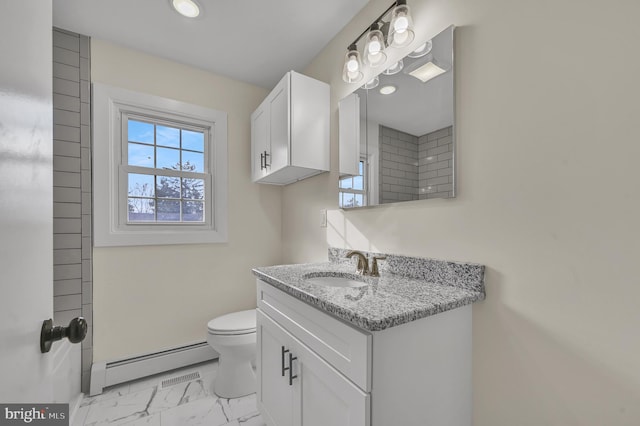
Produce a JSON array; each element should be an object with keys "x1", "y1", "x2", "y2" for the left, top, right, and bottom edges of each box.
[{"x1": 93, "y1": 83, "x2": 228, "y2": 246}]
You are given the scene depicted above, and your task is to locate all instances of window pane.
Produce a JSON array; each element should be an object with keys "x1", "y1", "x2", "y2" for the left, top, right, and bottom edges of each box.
[
  {"x1": 354, "y1": 194, "x2": 364, "y2": 207},
  {"x1": 157, "y1": 199, "x2": 180, "y2": 222},
  {"x1": 359, "y1": 161, "x2": 364, "y2": 175},
  {"x1": 182, "y1": 130, "x2": 204, "y2": 152},
  {"x1": 343, "y1": 193, "x2": 354, "y2": 208},
  {"x1": 156, "y1": 176, "x2": 180, "y2": 198},
  {"x1": 182, "y1": 178, "x2": 205, "y2": 200},
  {"x1": 182, "y1": 150, "x2": 204, "y2": 172},
  {"x1": 128, "y1": 143, "x2": 155, "y2": 168},
  {"x1": 128, "y1": 120, "x2": 154, "y2": 144},
  {"x1": 353, "y1": 175, "x2": 363, "y2": 190},
  {"x1": 182, "y1": 201, "x2": 204, "y2": 222},
  {"x1": 128, "y1": 173, "x2": 155, "y2": 197},
  {"x1": 338, "y1": 192, "x2": 344, "y2": 208},
  {"x1": 339, "y1": 177, "x2": 352, "y2": 189},
  {"x1": 156, "y1": 125, "x2": 180, "y2": 148},
  {"x1": 157, "y1": 147, "x2": 180, "y2": 170},
  {"x1": 128, "y1": 198, "x2": 155, "y2": 222}
]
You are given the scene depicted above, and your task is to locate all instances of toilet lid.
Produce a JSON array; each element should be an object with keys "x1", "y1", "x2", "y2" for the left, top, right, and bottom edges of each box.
[{"x1": 208, "y1": 309, "x2": 256, "y2": 335}]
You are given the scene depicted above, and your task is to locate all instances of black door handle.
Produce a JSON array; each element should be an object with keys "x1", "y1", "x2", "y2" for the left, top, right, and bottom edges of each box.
[{"x1": 40, "y1": 317, "x2": 87, "y2": 353}]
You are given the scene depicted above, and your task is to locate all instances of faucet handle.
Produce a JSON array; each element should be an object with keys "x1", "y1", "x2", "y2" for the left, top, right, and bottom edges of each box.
[{"x1": 370, "y1": 256, "x2": 387, "y2": 277}]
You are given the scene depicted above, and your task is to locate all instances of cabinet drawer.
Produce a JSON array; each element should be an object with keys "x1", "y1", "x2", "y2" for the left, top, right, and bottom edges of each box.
[{"x1": 257, "y1": 279, "x2": 371, "y2": 391}]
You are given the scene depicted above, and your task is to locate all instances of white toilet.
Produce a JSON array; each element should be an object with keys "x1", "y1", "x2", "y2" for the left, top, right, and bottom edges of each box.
[{"x1": 206, "y1": 309, "x2": 257, "y2": 398}]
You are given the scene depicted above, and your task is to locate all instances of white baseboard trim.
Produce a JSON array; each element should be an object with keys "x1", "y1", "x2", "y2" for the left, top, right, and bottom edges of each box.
[{"x1": 89, "y1": 342, "x2": 217, "y2": 396}]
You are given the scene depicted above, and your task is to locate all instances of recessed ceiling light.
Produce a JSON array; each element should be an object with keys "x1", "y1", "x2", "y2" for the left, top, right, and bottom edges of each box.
[
  {"x1": 379, "y1": 85, "x2": 396, "y2": 95},
  {"x1": 172, "y1": 0, "x2": 200, "y2": 18}
]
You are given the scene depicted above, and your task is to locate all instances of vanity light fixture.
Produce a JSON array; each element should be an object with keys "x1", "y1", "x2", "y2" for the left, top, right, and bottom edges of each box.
[
  {"x1": 388, "y1": 0, "x2": 415, "y2": 47},
  {"x1": 342, "y1": 44, "x2": 364, "y2": 83},
  {"x1": 172, "y1": 0, "x2": 200, "y2": 18},
  {"x1": 363, "y1": 23, "x2": 388, "y2": 68},
  {"x1": 379, "y1": 85, "x2": 397, "y2": 95},
  {"x1": 362, "y1": 76, "x2": 380, "y2": 90},
  {"x1": 408, "y1": 40, "x2": 432, "y2": 58},
  {"x1": 341, "y1": 0, "x2": 416, "y2": 83},
  {"x1": 382, "y1": 60, "x2": 404, "y2": 75}
]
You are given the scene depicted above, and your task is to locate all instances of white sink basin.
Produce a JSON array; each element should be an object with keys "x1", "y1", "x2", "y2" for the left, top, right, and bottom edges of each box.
[{"x1": 305, "y1": 276, "x2": 368, "y2": 288}]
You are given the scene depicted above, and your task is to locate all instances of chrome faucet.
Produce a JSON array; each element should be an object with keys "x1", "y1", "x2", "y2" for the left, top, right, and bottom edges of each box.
[
  {"x1": 345, "y1": 250, "x2": 369, "y2": 275},
  {"x1": 345, "y1": 251, "x2": 387, "y2": 277}
]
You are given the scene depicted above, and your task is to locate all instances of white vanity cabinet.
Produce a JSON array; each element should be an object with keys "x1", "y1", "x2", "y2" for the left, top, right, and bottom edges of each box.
[
  {"x1": 251, "y1": 71, "x2": 330, "y2": 185},
  {"x1": 256, "y1": 279, "x2": 473, "y2": 426}
]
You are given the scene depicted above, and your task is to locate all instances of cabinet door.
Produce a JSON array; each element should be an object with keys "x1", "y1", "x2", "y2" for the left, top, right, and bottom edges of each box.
[
  {"x1": 267, "y1": 74, "x2": 290, "y2": 175},
  {"x1": 294, "y1": 330, "x2": 370, "y2": 426},
  {"x1": 338, "y1": 92, "x2": 361, "y2": 176},
  {"x1": 251, "y1": 103, "x2": 268, "y2": 182},
  {"x1": 257, "y1": 310, "x2": 295, "y2": 426}
]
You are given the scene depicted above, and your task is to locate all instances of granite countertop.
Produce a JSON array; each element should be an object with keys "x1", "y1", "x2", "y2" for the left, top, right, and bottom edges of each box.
[{"x1": 252, "y1": 248, "x2": 485, "y2": 332}]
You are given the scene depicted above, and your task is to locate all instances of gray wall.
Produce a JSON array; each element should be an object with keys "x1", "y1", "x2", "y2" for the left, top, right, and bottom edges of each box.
[
  {"x1": 379, "y1": 125, "x2": 453, "y2": 203},
  {"x1": 379, "y1": 126, "x2": 419, "y2": 203},
  {"x1": 52, "y1": 28, "x2": 93, "y2": 392},
  {"x1": 418, "y1": 126, "x2": 454, "y2": 199}
]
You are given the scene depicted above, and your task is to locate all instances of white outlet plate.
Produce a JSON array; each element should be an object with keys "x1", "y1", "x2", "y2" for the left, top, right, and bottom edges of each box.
[{"x1": 320, "y1": 209, "x2": 327, "y2": 228}]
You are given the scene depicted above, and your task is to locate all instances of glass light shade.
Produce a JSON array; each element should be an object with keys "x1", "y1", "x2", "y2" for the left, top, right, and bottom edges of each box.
[
  {"x1": 362, "y1": 76, "x2": 379, "y2": 90},
  {"x1": 408, "y1": 40, "x2": 432, "y2": 58},
  {"x1": 388, "y1": 2, "x2": 415, "y2": 48},
  {"x1": 382, "y1": 59, "x2": 404, "y2": 75},
  {"x1": 172, "y1": 0, "x2": 200, "y2": 17},
  {"x1": 364, "y1": 28, "x2": 387, "y2": 68},
  {"x1": 342, "y1": 47, "x2": 363, "y2": 83}
]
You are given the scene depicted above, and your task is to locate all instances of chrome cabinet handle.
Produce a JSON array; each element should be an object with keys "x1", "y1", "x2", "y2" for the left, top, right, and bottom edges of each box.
[
  {"x1": 263, "y1": 150, "x2": 270, "y2": 168},
  {"x1": 260, "y1": 152, "x2": 265, "y2": 170}
]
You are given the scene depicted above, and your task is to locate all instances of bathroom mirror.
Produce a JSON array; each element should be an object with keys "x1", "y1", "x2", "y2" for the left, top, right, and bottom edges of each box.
[{"x1": 339, "y1": 25, "x2": 455, "y2": 208}]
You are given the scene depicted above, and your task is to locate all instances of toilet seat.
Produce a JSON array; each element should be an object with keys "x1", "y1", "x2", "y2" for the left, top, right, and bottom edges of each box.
[{"x1": 207, "y1": 309, "x2": 256, "y2": 335}]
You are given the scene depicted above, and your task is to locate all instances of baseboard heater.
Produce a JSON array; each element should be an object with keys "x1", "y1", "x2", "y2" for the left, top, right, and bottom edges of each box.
[{"x1": 89, "y1": 342, "x2": 217, "y2": 396}]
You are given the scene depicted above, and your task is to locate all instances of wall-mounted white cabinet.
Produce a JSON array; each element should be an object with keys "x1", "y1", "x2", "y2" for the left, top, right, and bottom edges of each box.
[{"x1": 251, "y1": 71, "x2": 330, "y2": 185}]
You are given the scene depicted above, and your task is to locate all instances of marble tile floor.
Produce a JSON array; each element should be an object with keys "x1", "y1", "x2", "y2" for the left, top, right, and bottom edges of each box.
[{"x1": 73, "y1": 360, "x2": 265, "y2": 426}]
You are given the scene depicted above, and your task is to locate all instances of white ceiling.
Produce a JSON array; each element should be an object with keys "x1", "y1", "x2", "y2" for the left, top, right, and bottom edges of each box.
[{"x1": 53, "y1": 0, "x2": 369, "y2": 89}]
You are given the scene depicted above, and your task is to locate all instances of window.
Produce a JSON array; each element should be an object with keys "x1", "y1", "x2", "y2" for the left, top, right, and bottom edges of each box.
[
  {"x1": 339, "y1": 159, "x2": 366, "y2": 208},
  {"x1": 93, "y1": 83, "x2": 228, "y2": 246}
]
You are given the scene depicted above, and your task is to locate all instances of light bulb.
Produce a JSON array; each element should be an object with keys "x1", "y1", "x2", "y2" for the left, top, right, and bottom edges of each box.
[
  {"x1": 368, "y1": 37, "x2": 382, "y2": 54},
  {"x1": 342, "y1": 46, "x2": 363, "y2": 83},
  {"x1": 394, "y1": 14, "x2": 409, "y2": 33},
  {"x1": 347, "y1": 57, "x2": 359, "y2": 73}
]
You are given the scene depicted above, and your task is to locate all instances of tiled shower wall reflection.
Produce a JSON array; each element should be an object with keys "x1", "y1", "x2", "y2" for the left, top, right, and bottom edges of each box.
[
  {"x1": 52, "y1": 28, "x2": 93, "y2": 392},
  {"x1": 379, "y1": 125, "x2": 453, "y2": 203}
]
